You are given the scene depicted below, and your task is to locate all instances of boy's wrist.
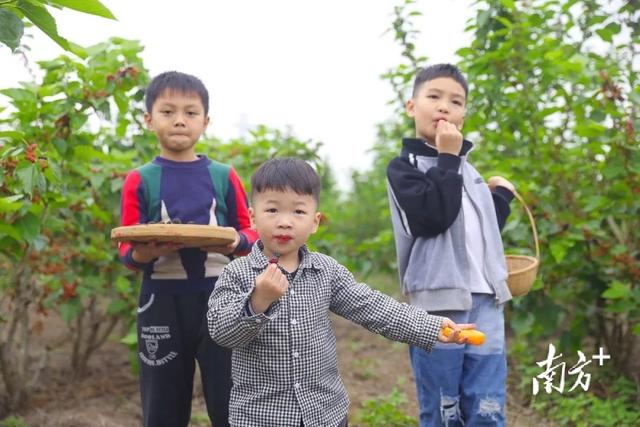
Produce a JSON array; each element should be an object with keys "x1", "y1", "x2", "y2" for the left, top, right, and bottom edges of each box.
[
  {"x1": 249, "y1": 292, "x2": 275, "y2": 314},
  {"x1": 436, "y1": 153, "x2": 461, "y2": 171},
  {"x1": 132, "y1": 248, "x2": 154, "y2": 264}
]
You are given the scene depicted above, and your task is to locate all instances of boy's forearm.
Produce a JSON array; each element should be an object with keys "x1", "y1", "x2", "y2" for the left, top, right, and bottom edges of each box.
[
  {"x1": 337, "y1": 287, "x2": 442, "y2": 351},
  {"x1": 226, "y1": 167, "x2": 258, "y2": 255},
  {"x1": 331, "y1": 266, "x2": 442, "y2": 351},
  {"x1": 234, "y1": 229, "x2": 258, "y2": 255},
  {"x1": 491, "y1": 186, "x2": 515, "y2": 231},
  {"x1": 387, "y1": 157, "x2": 463, "y2": 237}
]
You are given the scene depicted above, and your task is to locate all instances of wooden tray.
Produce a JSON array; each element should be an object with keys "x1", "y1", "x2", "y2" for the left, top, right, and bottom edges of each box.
[{"x1": 111, "y1": 224, "x2": 236, "y2": 247}]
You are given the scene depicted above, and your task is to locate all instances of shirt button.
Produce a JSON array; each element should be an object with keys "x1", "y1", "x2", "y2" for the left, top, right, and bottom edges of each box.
[
  {"x1": 290, "y1": 289, "x2": 296, "y2": 295},
  {"x1": 293, "y1": 351, "x2": 299, "y2": 358},
  {"x1": 294, "y1": 382, "x2": 300, "y2": 389},
  {"x1": 290, "y1": 319, "x2": 297, "y2": 325}
]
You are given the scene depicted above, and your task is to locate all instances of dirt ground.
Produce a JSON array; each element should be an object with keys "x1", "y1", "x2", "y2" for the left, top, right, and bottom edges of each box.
[{"x1": 7, "y1": 312, "x2": 552, "y2": 427}]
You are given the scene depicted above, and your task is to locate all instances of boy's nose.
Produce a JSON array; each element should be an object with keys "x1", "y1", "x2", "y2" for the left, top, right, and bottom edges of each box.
[
  {"x1": 276, "y1": 216, "x2": 293, "y2": 228},
  {"x1": 173, "y1": 113, "x2": 186, "y2": 126}
]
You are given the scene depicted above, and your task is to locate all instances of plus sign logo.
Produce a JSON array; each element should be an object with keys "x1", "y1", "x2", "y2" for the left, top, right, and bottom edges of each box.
[
  {"x1": 591, "y1": 347, "x2": 611, "y2": 366},
  {"x1": 532, "y1": 344, "x2": 611, "y2": 395}
]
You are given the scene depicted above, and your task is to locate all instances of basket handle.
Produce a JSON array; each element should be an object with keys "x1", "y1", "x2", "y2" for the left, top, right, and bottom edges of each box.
[{"x1": 512, "y1": 190, "x2": 540, "y2": 260}]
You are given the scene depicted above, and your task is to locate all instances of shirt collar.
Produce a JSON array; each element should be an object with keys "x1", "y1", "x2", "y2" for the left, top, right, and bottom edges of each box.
[{"x1": 248, "y1": 240, "x2": 321, "y2": 271}]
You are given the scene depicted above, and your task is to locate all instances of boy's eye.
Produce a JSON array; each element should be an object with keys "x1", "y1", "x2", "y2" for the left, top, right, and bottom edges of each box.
[
  {"x1": 265, "y1": 208, "x2": 277, "y2": 213},
  {"x1": 453, "y1": 100, "x2": 463, "y2": 106},
  {"x1": 295, "y1": 209, "x2": 306, "y2": 215},
  {"x1": 187, "y1": 111, "x2": 198, "y2": 116},
  {"x1": 161, "y1": 110, "x2": 173, "y2": 115},
  {"x1": 428, "y1": 95, "x2": 438, "y2": 99}
]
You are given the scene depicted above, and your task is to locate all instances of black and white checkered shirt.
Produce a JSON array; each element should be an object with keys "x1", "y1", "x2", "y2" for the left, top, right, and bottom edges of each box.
[{"x1": 207, "y1": 242, "x2": 443, "y2": 427}]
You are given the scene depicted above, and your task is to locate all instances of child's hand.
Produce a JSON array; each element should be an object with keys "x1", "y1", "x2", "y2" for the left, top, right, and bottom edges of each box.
[
  {"x1": 435, "y1": 120, "x2": 463, "y2": 155},
  {"x1": 250, "y1": 263, "x2": 289, "y2": 313},
  {"x1": 132, "y1": 241, "x2": 183, "y2": 263},
  {"x1": 438, "y1": 318, "x2": 477, "y2": 344},
  {"x1": 487, "y1": 176, "x2": 515, "y2": 193},
  {"x1": 200, "y1": 229, "x2": 241, "y2": 255}
]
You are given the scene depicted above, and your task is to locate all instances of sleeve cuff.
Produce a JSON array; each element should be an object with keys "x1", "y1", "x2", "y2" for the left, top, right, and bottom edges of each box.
[
  {"x1": 425, "y1": 315, "x2": 445, "y2": 352},
  {"x1": 437, "y1": 153, "x2": 461, "y2": 171},
  {"x1": 242, "y1": 297, "x2": 280, "y2": 323},
  {"x1": 234, "y1": 232, "x2": 249, "y2": 254},
  {"x1": 124, "y1": 247, "x2": 151, "y2": 269},
  {"x1": 493, "y1": 186, "x2": 515, "y2": 203}
]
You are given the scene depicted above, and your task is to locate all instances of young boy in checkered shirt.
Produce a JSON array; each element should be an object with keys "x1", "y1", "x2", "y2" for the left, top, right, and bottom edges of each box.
[{"x1": 207, "y1": 158, "x2": 474, "y2": 427}]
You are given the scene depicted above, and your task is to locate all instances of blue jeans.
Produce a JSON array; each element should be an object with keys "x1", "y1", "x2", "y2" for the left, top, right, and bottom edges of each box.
[{"x1": 410, "y1": 294, "x2": 507, "y2": 426}]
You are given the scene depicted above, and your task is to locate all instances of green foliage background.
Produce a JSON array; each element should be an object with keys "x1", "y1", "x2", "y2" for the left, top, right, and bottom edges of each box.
[{"x1": 0, "y1": 0, "x2": 638, "y2": 424}]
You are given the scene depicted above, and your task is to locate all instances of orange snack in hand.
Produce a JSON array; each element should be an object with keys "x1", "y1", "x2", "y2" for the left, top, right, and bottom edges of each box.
[{"x1": 442, "y1": 327, "x2": 486, "y2": 346}]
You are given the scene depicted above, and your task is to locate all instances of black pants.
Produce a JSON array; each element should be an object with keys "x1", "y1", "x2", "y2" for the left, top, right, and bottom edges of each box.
[{"x1": 137, "y1": 291, "x2": 232, "y2": 427}]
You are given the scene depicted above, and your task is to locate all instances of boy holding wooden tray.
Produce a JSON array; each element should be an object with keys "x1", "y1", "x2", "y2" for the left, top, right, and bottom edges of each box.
[{"x1": 117, "y1": 71, "x2": 257, "y2": 427}]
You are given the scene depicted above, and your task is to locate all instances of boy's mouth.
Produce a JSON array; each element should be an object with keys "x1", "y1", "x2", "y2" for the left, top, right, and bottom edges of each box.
[{"x1": 274, "y1": 235, "x2": 293, "y2": 243}]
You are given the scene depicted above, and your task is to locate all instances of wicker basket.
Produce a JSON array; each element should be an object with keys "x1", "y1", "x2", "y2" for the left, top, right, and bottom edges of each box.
[{"x1": 505, "y1": 191, "x2": 540, "y2": 297}]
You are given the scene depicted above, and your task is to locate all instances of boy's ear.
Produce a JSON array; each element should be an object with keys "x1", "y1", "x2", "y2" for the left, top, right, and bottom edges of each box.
[
  {"x1": 405, "y1": 98, "x2": 416, "y2": 118},
  {"x1": 143, "y1": 112, "x2": 153, "y2": 130},
  {"x1": 248, "y1": 207, "x2": 256, "y2": 229},
  {"x1": 310, "y1": 212, "x2": 322, "y2": 234}
]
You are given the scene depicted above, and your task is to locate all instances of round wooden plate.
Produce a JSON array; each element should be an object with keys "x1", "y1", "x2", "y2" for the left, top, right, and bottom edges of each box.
[{"x1": 111, "y1": 224, "x2": 236, "y2": 247}]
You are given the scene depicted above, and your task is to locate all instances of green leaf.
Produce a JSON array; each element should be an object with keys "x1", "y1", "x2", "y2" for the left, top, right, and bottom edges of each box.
[
  {"x1": 575, "y1": 120, "x2": 607, "y2": 138},
  {"x1": 115, "y1": 276, "x2": 131, "y2": 294},
  {"x1": 0, "y1": 223, "x2": 21, "y2": 241},
  {"x1": 550, "y1": 240, "x2": 571, "y2": 263},
  {"x1": 16, "y1": 0, "x2": 71, "y2": 52},
  {"x1": 0, "y1": 195, "x2": 25, "y2": 213},
  {"x1": 52, "y1": 137, "x2": 68, "y2": 155},
  {"x1": 14, "y1": 212, "x2": 40, "y2": 243},
  {"x1": 0, "y1": 130, "x2": 26, "y2": 141},
  {"x1": 477, "y1": 9, "x2": 491, "y2": 27},
  {"x1": 120, "y1": 331, "x2": 137, "y2": 346},
  {"x1": 113, "y1": 91, "x2": 128, "y2": 114},
  {"x1": 15, "y1": 163, "x2": 35, "y2": 195},
  {"x1": 107, "y1": 299, "x2": 129, "y2": 315},
  {"x1": 595, "y1": 22, "x2": 622, "y2": 43},
  {"x1": 0, "y1": 8, "x2": 24, "y2": 51},
  {"x1": 0, "y1": 88, "x2": 37, "y2": 103},
  {"x1": 633, "y1": 323, "x2": 640, "y2": 336},
  {"x1": 48, "y1": 0, "x2": 116, "y2": 19},
  {"x1": 499, "y1": 0, "x2": 515, "y2": 9},
  {"x1": 60, "y1": 299, "x2": 81, "y2": 323},
  {"x1": 116, "y1": 117, "x2": 129, "y2": 138},
  {"x1": 602, "y1": 281, "x2": 630, "y2": 299},
  {"x1": 89, "y1": 173, "x2": 105, "y2": 190},
  {"x1": 67, "y1": 40, "x2": 87, "y2": 59}
]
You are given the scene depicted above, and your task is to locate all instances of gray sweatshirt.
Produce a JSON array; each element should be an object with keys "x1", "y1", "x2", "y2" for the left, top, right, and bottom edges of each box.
[{"x1": 387, "y1": 138, "x2": 514, "y2": 311}]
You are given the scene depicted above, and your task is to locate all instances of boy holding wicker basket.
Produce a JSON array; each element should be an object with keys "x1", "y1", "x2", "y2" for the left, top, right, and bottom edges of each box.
[{"x1": 386, "y1": 64, "x2": 516, "y2": 426}]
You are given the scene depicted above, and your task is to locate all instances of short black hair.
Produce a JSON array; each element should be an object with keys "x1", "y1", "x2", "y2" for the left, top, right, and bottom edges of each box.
[
  {"x1": 412, "y1": 63, "x2": 468, "y2": 98},
  {"x1": 144, "y1": 71, "x2": 209, "y2": 115},
  {"x1": 251, "y1": 158, "x2": 321, "y2": 205}
]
